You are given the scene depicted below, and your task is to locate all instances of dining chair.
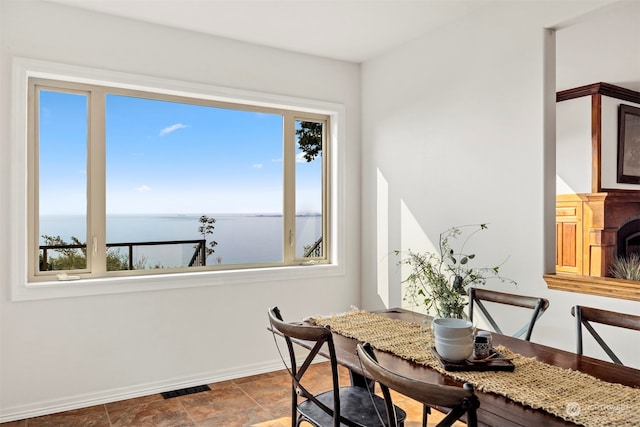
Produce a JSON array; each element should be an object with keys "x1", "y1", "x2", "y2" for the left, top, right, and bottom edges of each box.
[
  {"x1": 268, "y1": 307, "x2": 407, "y2": 427},
  {"x1": 570, "y1": 305, "x2": 640, "y2": 365},
  {"x1": 357, "y1": 342, "x2": 479, "y2": 427},
  {"x1": 468, "y1": 288, "x2": 549, "y2": 341}
]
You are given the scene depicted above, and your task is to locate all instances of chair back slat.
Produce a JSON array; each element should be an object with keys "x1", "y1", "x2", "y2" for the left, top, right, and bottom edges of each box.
[
  {"x1": 469, "y1": 288, "x2": 549, "y2": 341},
  {"x1": 571, "y1": 305, "x2": 640, "y2": 366},
  {"x1": 472, "y1": 288, "x2": 549, "y2": 310},
  {"x1": 572, "y1": 306, "x2": 640, "y2": 331},
  {"x1": 269, "y1": 311, "x2": 332, "y2": 342},
  {"x1": 473, "y1": 299, "x2": 503, "y2": 335}
]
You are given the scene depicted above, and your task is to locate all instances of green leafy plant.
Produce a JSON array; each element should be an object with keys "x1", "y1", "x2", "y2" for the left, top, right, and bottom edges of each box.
[
  {"x1": 610, "y1": 253, "x2": 640, "y2": 281},
  {"x1": 197, "y1": 215, "x2": 218, "y2": 258},
  {"x1": 396, "y1": 224, "x2": 516, "y2": 319}
]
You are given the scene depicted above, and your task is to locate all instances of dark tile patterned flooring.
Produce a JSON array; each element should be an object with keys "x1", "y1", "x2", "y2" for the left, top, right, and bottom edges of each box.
[{"x1": 1, "y1": 362, "x2": 458, "y2": 426}]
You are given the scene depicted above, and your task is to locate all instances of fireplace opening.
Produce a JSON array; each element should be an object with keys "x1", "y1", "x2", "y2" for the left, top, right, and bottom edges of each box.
[{"x1": 616, "y1": 219, "x2": 640, "y2": 258}]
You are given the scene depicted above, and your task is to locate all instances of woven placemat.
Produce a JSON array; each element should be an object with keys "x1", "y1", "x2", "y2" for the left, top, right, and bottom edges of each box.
[{"x1": 309, "y1": 310, "x2": 640, "y2": 427}]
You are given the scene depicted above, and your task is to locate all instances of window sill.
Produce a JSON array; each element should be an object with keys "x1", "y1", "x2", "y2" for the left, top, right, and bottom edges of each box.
[
  {"x1": 544, "y1": 273, "x2": 640, "y2": 302},
  {"x1": 13, "y1": 264, "x2": 343, "y2": 301}
]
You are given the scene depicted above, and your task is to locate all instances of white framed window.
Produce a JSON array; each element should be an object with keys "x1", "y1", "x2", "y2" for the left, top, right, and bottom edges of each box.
[{"x1": 11, "y1": 58, "x2": 344, "y2": 300}]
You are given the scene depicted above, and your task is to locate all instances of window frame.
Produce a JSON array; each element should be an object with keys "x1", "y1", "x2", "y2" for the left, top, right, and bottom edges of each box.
[{"x1": 11, "y1": 57, "x2": 345, "y2": 301}]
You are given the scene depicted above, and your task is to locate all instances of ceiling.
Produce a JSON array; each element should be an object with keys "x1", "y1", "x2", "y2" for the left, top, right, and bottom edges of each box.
[{"x1": 45, "y1": 0, "x2": 492, "y2": 63}]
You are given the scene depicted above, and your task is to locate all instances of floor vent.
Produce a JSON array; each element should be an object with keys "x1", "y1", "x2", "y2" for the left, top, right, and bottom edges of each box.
[{"x1": 162, "y1": 384, "x2": 211, "y2": 399}]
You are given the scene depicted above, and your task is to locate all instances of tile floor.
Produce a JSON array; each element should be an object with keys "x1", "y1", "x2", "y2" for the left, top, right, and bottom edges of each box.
[{"x1": 1, "y1": 362, "x2": 459, "y2": 427}]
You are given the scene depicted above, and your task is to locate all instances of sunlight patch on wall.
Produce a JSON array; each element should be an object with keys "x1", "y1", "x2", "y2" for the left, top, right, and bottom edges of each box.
[
  {"x1": 376, "y1": 168, "x2": 390, "y2": 306},
  {"x1": 399, "y1": 198, "x2": 436, "y2": 313},
  {"x1": 556, "y1": 175, "x2": 575, "y2": 195}
]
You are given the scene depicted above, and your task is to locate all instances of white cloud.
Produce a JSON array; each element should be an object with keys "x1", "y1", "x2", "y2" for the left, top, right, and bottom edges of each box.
[
  {"x1": 272, "y1": 155, "x2": 311, "y2": 163},
  {"x1": 136, "y1": 185, "x2": 152, "y2": 192},
  {"x1": 252, "y1": 163, "x2": 263, "y2": 169},
  {"x1": 271, "y1": 155, "x2": 307, "y2": 163},
  {"x1": 159, "y1": 123, "x2": 188, "y2": 136}
]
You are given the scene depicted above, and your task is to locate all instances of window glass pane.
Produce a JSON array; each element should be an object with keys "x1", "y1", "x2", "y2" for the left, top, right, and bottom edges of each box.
[
  {"x1": 38, "y1": 90, "x2": 88, "y2": 271},
  {"x1": 105, "y1": 95, "x2": 284, "y2": 270},
  {"x1": 295, "y1": 120, "x2": 324, "y2": 258}
]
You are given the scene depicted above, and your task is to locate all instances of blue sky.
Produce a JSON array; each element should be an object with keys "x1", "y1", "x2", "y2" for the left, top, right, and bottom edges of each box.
[{"x1": 38, "y1": 90, "x2": 322, "y2": 215}]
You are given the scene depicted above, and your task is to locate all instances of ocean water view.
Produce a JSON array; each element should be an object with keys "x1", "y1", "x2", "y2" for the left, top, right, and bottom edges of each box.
[{"x1": 39, "y1": 213, "x2": 322, "y2": 268}]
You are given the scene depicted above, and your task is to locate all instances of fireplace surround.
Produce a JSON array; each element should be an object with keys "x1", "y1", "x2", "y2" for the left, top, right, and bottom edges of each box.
[
  {"x1": 617, "y1": 218, "x2": 640, "y2": 258},
  {"x1": 556, "y1": 191, "x2": 640, "y2": 277}
]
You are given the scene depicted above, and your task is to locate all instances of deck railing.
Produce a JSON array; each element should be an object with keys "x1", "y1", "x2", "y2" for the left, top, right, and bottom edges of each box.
[
  {"x1": 303, "y1": 236, "x2": 323, "y2": 258},
  {"x1": 39, "y1": 239, "x2": 207, "y2": 271},
  {"x1": 41, "y1": 236, "x2": 323, "y2": 270}
]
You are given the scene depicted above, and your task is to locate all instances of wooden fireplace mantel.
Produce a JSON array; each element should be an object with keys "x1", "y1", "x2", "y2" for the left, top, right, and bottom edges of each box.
[{"x1": 544, "y1": 273, "x2": 640, "y2": 301}]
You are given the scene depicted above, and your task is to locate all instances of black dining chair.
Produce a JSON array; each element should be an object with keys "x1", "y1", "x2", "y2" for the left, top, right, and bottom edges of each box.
[
  {"x1": 468, "y1": 288, "x2": 549, "y2": 341},
  {"x1": 357, "y1": 342, "x2": 479, "y2": 427},
  {"x1": 268, "y1": 307, "x2": 407, "y2": 427},
  {"x1": 571, "y1": 305, "x2": 640, "y2": 365}
]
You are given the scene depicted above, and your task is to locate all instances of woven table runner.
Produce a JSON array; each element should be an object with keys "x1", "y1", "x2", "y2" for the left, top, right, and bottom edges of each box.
[{"x1": 308, "y1": 310, "x2": 639, "y2": 427}]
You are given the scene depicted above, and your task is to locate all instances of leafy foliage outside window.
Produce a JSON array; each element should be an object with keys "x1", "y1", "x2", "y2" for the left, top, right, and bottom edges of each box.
[
  {"x1": 296, "y1": 121, "x2": 322, "y2": 162},
  {"x1": 198, "y1": 215, "x2": 218, "y2": 258},
  {"x1": 39, "y1": 234, "x2": 134, "y2": 271}
]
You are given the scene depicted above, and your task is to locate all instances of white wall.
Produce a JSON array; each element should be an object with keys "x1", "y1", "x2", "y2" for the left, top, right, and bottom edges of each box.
[
  {"x1": 360, "y1": 0, "x2": 640, "y2": 369},
  {"x1": 556, "y1": 1, "x2": 640, "y2": 193},
  {"x1": 556, "y1": 1, "x2": 640, "y2": 92},
  {"x1": 556, "y1": 96, "x2": 592, "y2": 194},
  {"x1": 0, "y1": 1, "x2": 361, "y2": 421},
  {"x1": 556, "y1": 96, "x2": 640, "y2": 194}
]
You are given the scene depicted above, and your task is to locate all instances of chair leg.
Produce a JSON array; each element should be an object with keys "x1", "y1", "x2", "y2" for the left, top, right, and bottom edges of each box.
[
  {"x1": 422, "y1": 404, "x2": 430, "y2": 427},
  {"x1": 466, "y1": 407, "x2": 478, "y2": 427},
  {"x1": 350, "y1": 369, "x2": 375, "y2": 390},
  {"x1": 291, "y1": 388, "x2": 297, "y2": 427}
]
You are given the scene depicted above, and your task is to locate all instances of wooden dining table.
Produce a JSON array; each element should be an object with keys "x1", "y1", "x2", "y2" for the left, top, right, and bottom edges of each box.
[{"x1": 294, "y1": 307, "x2": 640, "y2": 427}]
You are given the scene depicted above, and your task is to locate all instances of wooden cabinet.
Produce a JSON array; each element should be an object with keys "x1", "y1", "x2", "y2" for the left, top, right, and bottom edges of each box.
[{"x1": 556, "y1": 195, "x2": 583, "y2": 274}]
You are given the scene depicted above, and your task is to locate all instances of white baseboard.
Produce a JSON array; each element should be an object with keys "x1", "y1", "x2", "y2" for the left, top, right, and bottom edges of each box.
[{"x1": 0, "y1": 360, "x2": 285, "y2": 423}]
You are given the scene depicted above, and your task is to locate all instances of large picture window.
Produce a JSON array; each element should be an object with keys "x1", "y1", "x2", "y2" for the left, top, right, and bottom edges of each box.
[{"x1": 28, "y1": 78, "x2": 330, "y2": 281}]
